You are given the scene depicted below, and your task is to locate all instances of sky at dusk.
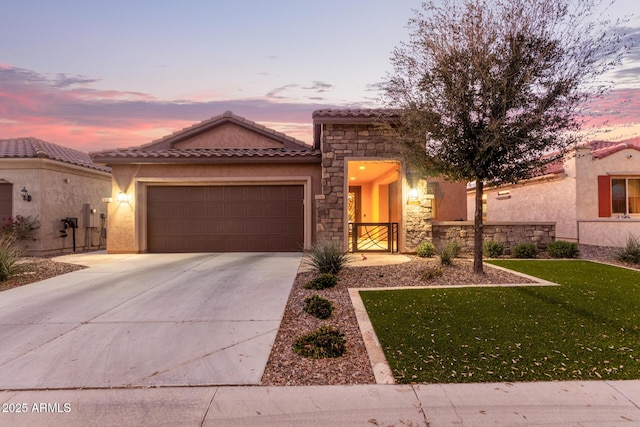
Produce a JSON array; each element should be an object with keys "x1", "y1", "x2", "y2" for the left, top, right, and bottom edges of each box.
[{"x1": 1, "y1": 0, "x2": 639, "y2": 152}]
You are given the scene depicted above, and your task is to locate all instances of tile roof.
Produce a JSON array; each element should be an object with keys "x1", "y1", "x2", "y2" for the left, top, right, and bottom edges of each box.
[
  {"x1": 0, "y1": 137, "x2": 110, "y2": 172},
  {"x1": 584, "y1": 137, "x2": 640, "y2": 159},
  {"x1": 92, "y1": 148, "x2": 321, "y2": 162},
  {"x1": 312, "y1": 108, "x2": 399, "y2": 123},
  {"x1": 530, "y1": 137, "x2": 640, "y2": 178}
]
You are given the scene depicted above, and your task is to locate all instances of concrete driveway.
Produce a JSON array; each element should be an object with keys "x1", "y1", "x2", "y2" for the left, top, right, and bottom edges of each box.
[{"x1": 0, "y1": 252, "x2": 301, "y2": 389}]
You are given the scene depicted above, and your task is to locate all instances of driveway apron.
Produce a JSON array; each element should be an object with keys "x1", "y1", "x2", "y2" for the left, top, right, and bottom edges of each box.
[{"x1": 0, "y1": 252, "x2": 301, "y2": 389}]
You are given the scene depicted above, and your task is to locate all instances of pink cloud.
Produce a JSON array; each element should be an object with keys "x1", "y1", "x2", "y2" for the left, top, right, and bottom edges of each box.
[
  {"x1": 0, "y1": 64, "x2": 330, "y2": 151},
  {"x1": 581, "y1": 88, "x2": 640, "y2": 127},
  {"x1": 3, "y1": 63, "x2": 638, "y2": 154}
]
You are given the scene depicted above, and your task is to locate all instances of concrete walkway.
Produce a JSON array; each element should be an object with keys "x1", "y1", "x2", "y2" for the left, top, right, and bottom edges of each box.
[{"x1": 1, "y1": 381, "x2": 639, "y2": 426}]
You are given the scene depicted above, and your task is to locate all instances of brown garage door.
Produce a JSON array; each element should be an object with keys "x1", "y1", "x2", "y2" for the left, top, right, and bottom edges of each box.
[{"x1": 147, "y1": 185, "x2": 304, "y2": 252}]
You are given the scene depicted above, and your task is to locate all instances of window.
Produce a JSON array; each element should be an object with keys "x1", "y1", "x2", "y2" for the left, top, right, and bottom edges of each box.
[{"x1": 611, "y1": 178, "x2": 640, "y2": 215}]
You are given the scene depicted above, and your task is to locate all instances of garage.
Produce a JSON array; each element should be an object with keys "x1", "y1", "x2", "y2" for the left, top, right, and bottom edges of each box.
[{"x1": 147, "y1": 185, "x2": 304, "y2": 252}]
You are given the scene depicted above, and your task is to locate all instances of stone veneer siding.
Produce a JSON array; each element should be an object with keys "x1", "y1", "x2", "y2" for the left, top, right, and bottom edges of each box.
[
  {"x1": 431, "y1": 221, "x2": 556, "y2": 253},
  {"x1": 315, "y1": 123, "x2": 432, "y2": 251}
]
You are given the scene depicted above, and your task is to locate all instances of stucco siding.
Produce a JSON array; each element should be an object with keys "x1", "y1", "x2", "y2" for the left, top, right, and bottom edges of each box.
[
  {"x1": 434, "y1": 179, "x2": 467, "y2": 221},
  {"x1": 578, "y1": 219, "x2": 640, "y2": 247},
  {"x1": 107, "y1": 162, "x2": 321, "y2": 253},
  {"x1": 174, "y1": 123, "x2": 283, "y2": 149},
  {"x1": 576, "y1": 148, "x2": 640, "y2": 219},
  {"x1": 468, "y1": 175, "x2": 577, "y2": 241},
  {"x1": 467, "y1": 145, "x2": 640, "y2": 246},
  {"x1": 0, "y1": 158, "x2": 111, "y2": 254}
]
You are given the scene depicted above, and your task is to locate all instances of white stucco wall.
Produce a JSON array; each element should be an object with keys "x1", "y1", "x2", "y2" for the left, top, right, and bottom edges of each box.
[
  {"x1": 578, "y1": 219, "x2": 640, "y2": 247},
  {"x1": 467, "y1": 173, "x2": 577, "y2": 241},
  {"x1": 0, "y1": 158, "x2": 111, "y2": 254},
  {"x1": 467, "y1": 146, "x2": 640, "y2": 247},
  {"x1": 575, "y1": 147, "x2": 640, "y2": 246},
  {"x1": 575, "y1": 147, "x2": 640, "y2": 218}
]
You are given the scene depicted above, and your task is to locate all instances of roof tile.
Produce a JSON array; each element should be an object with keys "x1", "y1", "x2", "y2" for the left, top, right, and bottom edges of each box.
[
  {"x1": 584, "y1": 137, "x2": 640, "y2": 159},
  {"x1": 92, "y1": 147, "x2": 321, "y2": 161},
  {"x1": 0, "y1": 138, "x2": 111, "y2": 172}
]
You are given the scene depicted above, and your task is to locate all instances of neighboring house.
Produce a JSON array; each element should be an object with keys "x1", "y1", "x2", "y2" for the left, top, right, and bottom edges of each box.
[
  {"x1": 467, "y1": 137, "x2": 640, "y2": 247},
  {"x1": 0, "y1": 138, "x2": 111, "y2": 255},
  {"x1": 91, "y1": 110, "x2": 468, "y2": 254}
]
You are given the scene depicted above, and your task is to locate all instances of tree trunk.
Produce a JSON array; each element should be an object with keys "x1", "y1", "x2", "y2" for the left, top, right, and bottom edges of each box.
[{"x1": 473, "y1": 181, "x2": 484, "y2": 274}]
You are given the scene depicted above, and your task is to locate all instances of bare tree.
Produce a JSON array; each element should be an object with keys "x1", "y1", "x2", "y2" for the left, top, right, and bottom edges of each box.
[{"x1": 384, "y1": 0, "x2": 632, "y2": 273}]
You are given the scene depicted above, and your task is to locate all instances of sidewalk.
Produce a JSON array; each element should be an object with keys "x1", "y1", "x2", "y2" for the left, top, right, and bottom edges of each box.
[{"x1": 1, "y1": 381, "x2": 639, "y2": 426}]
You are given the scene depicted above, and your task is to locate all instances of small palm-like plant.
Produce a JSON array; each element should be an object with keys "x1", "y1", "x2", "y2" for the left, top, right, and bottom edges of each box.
[
  {"x1": 0, "y1": 235, "x2": 23, "y2": 282},
  {"x1": 304, "y1": 243, "x2": 351, "y2": 274},
  {"x1": 616, "y1": 234, "x2": 640, "y2": 264}
]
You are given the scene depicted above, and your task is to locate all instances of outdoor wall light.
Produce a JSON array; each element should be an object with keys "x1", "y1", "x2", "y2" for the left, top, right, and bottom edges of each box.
[
  {"x1": 496, "y1": 190, "x2": 511, "y2": 200},
  {"x1": 20, "y1": 187, "x2": 32, "y2": 202},
  {"x1": 116, "y1": 192, "x2": 129, "y2": 203},
  {"x1": 408, "y1": 188, "x2": 421, "y2": 205}
]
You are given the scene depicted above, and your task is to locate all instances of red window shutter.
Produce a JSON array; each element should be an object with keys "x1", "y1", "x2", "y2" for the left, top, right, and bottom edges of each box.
[{"x1": 597, "y1": 175, "x2": 611, "y2": 217}]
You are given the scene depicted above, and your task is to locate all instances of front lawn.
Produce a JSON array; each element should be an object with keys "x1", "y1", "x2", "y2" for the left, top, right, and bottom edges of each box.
[{"x1": 360, "y1": 260, "x2": 640, "y2": 383}]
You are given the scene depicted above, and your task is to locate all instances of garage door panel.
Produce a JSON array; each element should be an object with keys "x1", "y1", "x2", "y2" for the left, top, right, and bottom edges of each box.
[
  {"x1": 226, "y1": 204, "x2": 246, "y2": 217},
  {"x1": 148, "y1": 185, "x2": 304, "y2": 252},
  {"x1": 263, "y1": 204, "x2": 285, "y2": 216},
  {"x1": 205, "y1": 187, "x2": 225, "y2": 201}
]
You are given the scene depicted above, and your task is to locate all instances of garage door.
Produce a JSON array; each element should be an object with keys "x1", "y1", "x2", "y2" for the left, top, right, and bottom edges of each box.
[{"x1": 147, "y1": 185, "x2": 304, "y2": 252}]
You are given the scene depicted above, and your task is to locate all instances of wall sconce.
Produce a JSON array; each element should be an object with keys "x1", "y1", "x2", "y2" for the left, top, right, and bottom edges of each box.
[
  {"x1": 496, "y1": 190, "x2": 511, "y2": 200},
  {"x1": 21, "y1": 187, "x2": 32, "y2": 202},
  {"x1": 116, "y1": 192, "x2": 129, "y2": 203},
  {"x1": 408, "y1": 188, "x2": 420, "y2": 205}
]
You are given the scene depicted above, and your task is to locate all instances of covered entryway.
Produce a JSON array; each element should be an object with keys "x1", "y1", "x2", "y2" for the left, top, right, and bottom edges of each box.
[
  {"x1": 147, "y1": 185, "x2": 304, "y2": 252},
  {"x1": 346, "y1": 160, "x2": 402, "y2": 252}
]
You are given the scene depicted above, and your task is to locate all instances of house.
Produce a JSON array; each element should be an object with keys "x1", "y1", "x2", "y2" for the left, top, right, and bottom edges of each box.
[
  {"x1": 0, "y1": 138, "x2": 111, "y2": 255},
  {"x1": 91, "y1": 110, "x2": 468, "y2": 254},
  {"x1": 467, "y1": 137, "x2": 640, "y2": 247}
]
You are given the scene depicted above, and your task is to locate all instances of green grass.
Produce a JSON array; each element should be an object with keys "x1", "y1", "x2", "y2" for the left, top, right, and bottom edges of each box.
[{"x1": 360, "y1": 260, "x2": 640, "y2": 383}]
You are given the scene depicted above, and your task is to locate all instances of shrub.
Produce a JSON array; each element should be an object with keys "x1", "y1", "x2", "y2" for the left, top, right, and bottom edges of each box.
[
  {"x1": 293, "y1": 326, "x2": 346, "y2": 359},
  {"x1": 304, "y1": 244, "x2": 351, "y2": 274},
  {"x1": 304, "y1": 273, "x2": 338, "y2": 290},
  {"x1": 446, "y1": 241, "x2": 462, "y2": 258},
  {"x1": 304, "y1": 294, "x2": 334, "y2": 319},
  {"x1": 547, "y1": 240, "x2": 579, "y2": 259},
  {"x1": 512, "y1": 243, "x2": 539, "y2": 259},
  {"x1": 421, "y1": 266, "x2": 443, "y2": 280},
  {"x1": 483, "y1": 240, "x2": 505, "y2": 258},
  {"x1": 415, "y1": 241, "x2": 436, "y2": 258},
  {"x1": 0, "y1": 235, "x2": 23, "y2": 282},
  {"x1": 438, "y1": 245, "x2": 454, "y2": 266},
  {"x1": 0, "y1": 215, "x2": 40, "y2": 242},
  {"x1": 616, "y1": 235, "x2": 640, "y2": 264}
]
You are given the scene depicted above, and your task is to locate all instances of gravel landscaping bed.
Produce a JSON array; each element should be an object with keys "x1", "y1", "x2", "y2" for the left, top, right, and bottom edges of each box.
[
  {"x1": 0, "y1": 258, "x2": 86, "y2": 292},
  {"x1": 261, "y1": 245, "x2": 639, "y2": 386},
  {"x1": 261, "y1": 256, "x2": 536, "y2": 386}
]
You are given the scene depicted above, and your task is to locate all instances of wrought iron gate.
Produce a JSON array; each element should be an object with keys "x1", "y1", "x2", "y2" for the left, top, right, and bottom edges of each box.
[{"x1": 348, "y1": 222, "x2": 399, "y2": 253}]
